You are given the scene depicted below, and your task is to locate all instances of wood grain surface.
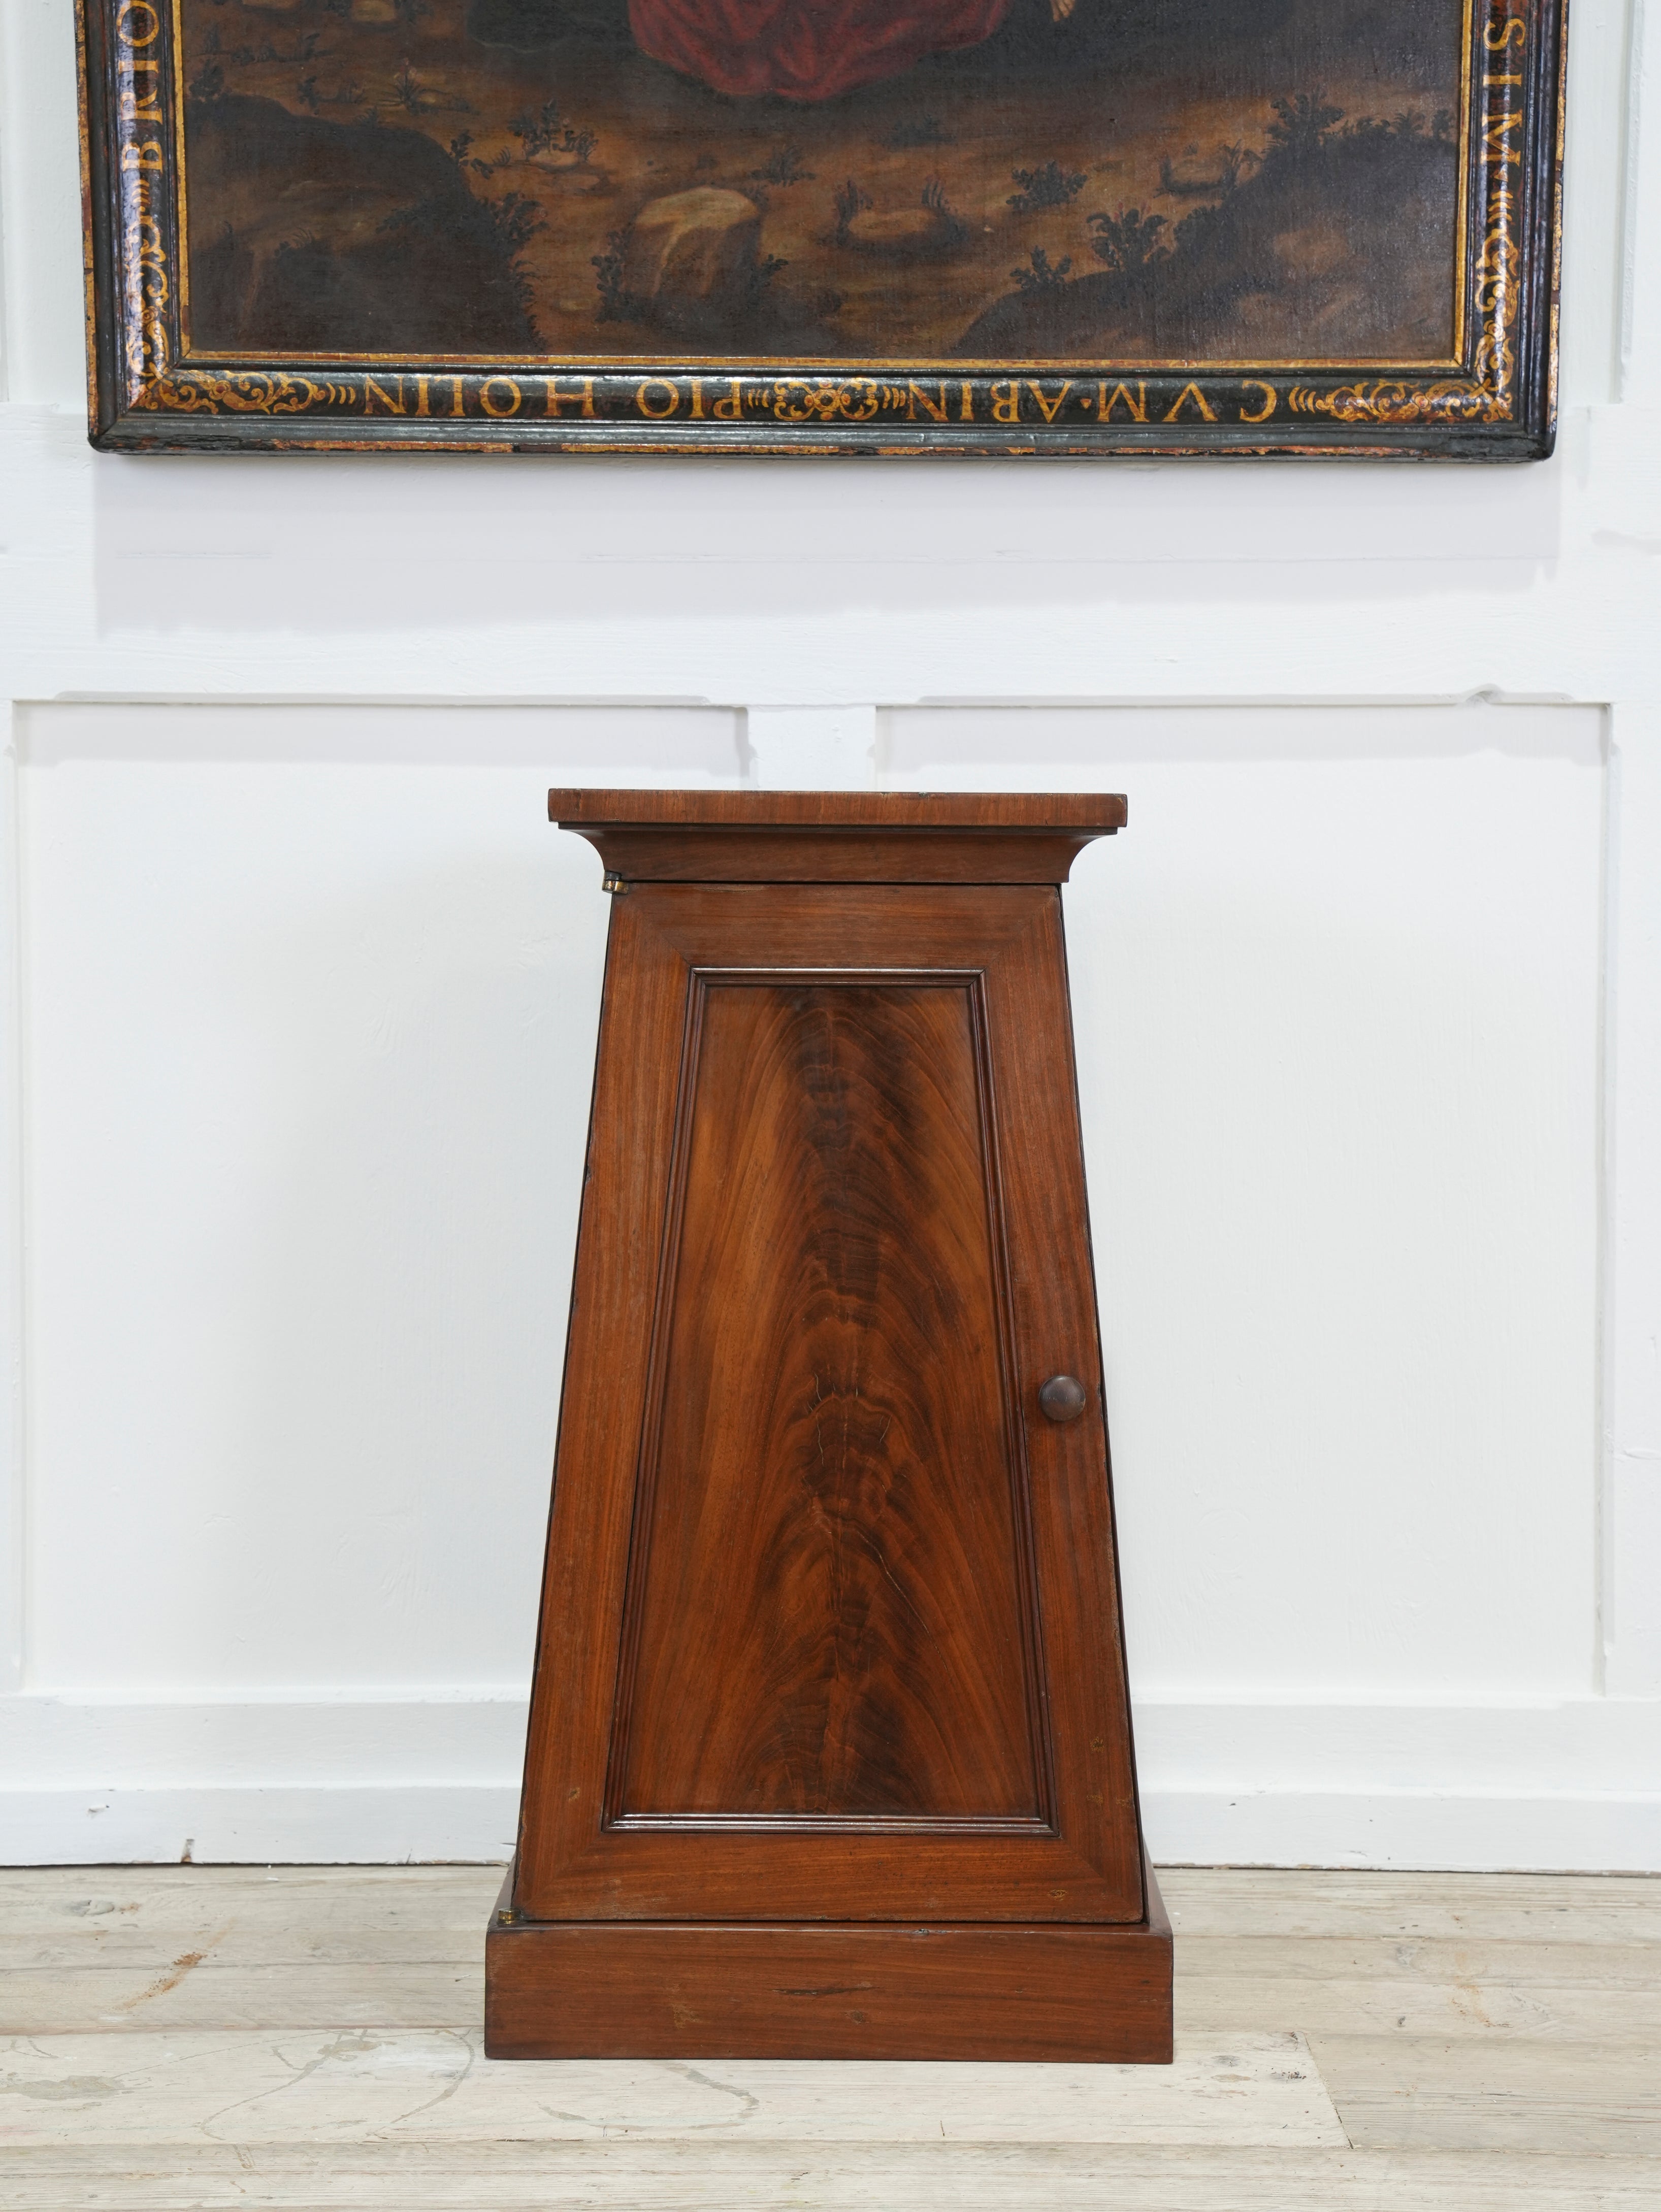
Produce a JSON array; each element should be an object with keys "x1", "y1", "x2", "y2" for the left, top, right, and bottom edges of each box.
[
  {"x1": 513, "y1": 884, "x2": 1145, "y2": 1928},
  {"x1": 547, "y1": 792, "x2": 1128, "y2": 828},
  {"x1": 487, "y1": 1868, "x2": 1173, "y2": 2061},
  {"x1": 547, "y1": 787, "x2": 1126, "y2": 885},
  {"x1": 507, "y1": 812, "x2": 1154, "y2": 2053},
  {"x1": 615, "y1": 978, "x2": 1041, "y2": 1826}
]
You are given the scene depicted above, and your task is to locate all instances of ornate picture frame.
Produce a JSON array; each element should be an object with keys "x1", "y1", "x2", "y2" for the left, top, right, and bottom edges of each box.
[{"x1": 80, "y1": 0, "x2": 1566, "y2": 457}]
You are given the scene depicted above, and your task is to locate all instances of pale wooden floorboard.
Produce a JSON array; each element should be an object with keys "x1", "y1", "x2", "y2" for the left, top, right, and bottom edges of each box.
[
  {"x1": 0, "y1": 2029, "x2": 1345, "y2": 2147},
  {"x1": 9, "y1": 1864, "x2": 1660, "y2": 2048},
  {"x1": 1159, "y1": 1867, "x2": 1661, "y2": 1940},
  {"x1": 1308, "y1": 2030, "x2": 1661, "y2": 2154},
  {"x1": 1184, "y1": 1975, "x2": 1661, "y2": 2040},
  {"x1": 1, "y1": 2144, "x2": 1657, "y2": 2212},
  {"x1": 0, "y1": 1865, "x2": 501, "y2": 1937},
  {"x1": 0, "y1": 1962, "x2": 485, "y2": 2031},
  {"x1": 1179, "y1": 1955, "x2": 1661, "y2": 2038},
  {"x1": 9, "y1": 1862, "x2": 1658, "y2": 1935},
  {"x1": 14, "y1": 1863, "x2": 1650, "y2": 1942},
  {"x1": 1178, "y1": 1931, "x2": 1661, "y2": 1990},
  {"x1": 2, "y1": 1865, "x2": 1656, "y2": 2206},
  {"x1": 9, "y1": 1958, "x2": 1659, "y2": 2040}
]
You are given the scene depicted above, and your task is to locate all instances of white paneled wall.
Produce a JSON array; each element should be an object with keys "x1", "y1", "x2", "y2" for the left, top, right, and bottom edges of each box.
[
  {"x1": 892, "y1": 707, "x2": 1606, "y2": 1703},
  {"x1": 1, "y1": 0, "x2": 1657, "y2": 1868}
]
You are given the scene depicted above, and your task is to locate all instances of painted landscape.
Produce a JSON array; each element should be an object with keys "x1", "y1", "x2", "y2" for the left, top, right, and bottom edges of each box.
[{"x1": 180, "y1": 0, "x2": 1468, "y2": 366}]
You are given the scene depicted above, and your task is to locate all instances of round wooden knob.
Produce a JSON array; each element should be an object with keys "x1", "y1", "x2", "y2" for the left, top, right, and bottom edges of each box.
[{"x1": 1038, "y1": 1374, "x2": 1088, "y2": 1423}]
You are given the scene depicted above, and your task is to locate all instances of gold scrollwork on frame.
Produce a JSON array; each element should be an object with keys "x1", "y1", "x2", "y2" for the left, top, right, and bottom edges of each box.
[
  {"x1": 762, "y1": 380, "x2": 894, "y2": 423},
  {"x1": 131, "y1": 371, "x2": 351, "y2": 415}
]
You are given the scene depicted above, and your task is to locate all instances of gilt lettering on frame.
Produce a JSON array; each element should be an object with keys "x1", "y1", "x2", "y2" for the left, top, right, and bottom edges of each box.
[{"x1": 80, "y1": 0, "x2": 1566, "y2": 454}]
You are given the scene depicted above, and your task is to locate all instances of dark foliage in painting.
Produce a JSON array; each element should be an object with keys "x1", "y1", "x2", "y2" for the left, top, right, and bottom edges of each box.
[
  {"x1": 960, "y1": 96, "x2": 1458, "y2": 360},
  {"x1": 1012, "y1": 247, "x2": 1072, "y2": 294},
  {"x1": 1006, "y1": 162, "x2": 1088, "y2": 215},
  {"x1": 186, "y1": 91, "x2": 540, "y2": 350}
]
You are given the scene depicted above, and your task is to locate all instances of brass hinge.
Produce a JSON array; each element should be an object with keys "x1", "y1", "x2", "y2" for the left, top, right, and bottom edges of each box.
[{"x1": 601, "y1": 871, "x2": 631, "y2": 896}]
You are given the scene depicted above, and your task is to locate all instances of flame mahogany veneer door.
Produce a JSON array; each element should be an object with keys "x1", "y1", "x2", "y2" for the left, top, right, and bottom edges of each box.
[{"x1": 486, "y1": 792, "x2": 1172, "y2": 2063}]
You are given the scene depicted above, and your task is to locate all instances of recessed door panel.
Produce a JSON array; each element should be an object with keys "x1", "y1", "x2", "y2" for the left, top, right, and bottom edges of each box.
[
  {"x1": 612, "y1": 977, "x2": 1046, "y2": 1828},
  {"x1": 514, "y1": 884, "x2": 1145, "y2": 1925}
]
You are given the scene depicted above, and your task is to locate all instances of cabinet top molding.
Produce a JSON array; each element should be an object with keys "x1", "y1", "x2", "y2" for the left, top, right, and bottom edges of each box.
[{"x1": 548, "y1": 788, "x2": 1127, "y2": 886}]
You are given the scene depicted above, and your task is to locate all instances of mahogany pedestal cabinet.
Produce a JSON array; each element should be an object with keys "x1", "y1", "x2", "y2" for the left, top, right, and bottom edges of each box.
[{"x1": 485, "y1": 790, "x2": 1171, "y2": 2064}]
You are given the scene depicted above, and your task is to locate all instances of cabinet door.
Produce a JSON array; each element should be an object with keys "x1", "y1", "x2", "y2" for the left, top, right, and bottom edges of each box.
[{"x1": 515, "y1": 884, "x2": 1145, "y2": 1925}]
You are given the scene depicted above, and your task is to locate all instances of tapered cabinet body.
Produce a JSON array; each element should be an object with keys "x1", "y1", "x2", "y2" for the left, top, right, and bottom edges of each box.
[{"x1": 487, "y1": 791, "x2": 1171, "y2": 2062}]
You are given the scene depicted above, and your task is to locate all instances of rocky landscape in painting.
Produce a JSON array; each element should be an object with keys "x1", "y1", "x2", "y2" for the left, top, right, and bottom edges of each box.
[{"x1": 181, "y1": 0, "x2": 1466, "y2": 364}]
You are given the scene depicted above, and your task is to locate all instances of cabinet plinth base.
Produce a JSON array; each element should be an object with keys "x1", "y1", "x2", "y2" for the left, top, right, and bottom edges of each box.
[{"x1": 483, "y1": 1859, "x2": 1174, "y2": 2063}]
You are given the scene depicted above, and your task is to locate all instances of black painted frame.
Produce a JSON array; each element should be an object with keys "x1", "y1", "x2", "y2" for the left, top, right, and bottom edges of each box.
[{"x1": 80, "y1": 0, "x2": 1567, "y2": 458}]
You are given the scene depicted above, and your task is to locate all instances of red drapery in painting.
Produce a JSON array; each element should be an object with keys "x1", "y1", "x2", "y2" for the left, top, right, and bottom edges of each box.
[{"x1": 628, "y1": 0, "x2": 1013, "y2": 101}]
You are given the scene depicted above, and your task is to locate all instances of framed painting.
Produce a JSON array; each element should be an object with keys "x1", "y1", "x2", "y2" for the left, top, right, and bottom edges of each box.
[{"x1": 80, "y1": 0, "x2": 1566, "y2": 456}]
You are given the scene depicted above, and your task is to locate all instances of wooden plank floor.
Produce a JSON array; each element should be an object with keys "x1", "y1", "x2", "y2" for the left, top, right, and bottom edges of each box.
[{"x1": 2, "y1": 1866, "x2": 1656, "y2": 2207}]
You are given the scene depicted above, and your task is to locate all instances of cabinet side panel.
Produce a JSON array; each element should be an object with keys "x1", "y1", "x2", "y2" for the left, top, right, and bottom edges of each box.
[
  {"x1": 613, "y1": 979, "x2": 1045, "y2": 1825},
  {"x1": 512, "y1": 896, "x2": 697, "y2": 1915}
]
